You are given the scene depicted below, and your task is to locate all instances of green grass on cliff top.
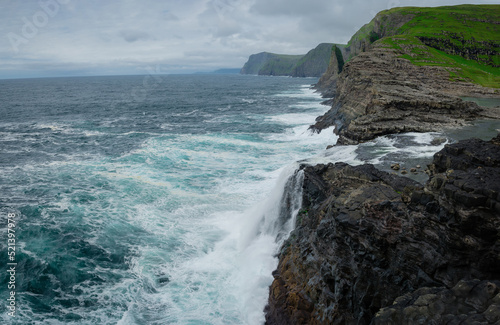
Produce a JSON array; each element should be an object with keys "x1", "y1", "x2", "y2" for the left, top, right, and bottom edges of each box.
[
  {"x1": 379, "y1": 36, "x2": 500, "y2": 88},
  {"x1": 385, "y1": 5, "x2": 500, "y2": 42},
  {"x1": 355, "y1": 5, "x2": 500, "y2": 88}
]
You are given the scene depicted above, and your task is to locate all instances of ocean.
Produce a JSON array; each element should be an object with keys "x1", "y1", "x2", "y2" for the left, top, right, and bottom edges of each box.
[{"x1": 1, "y1": 74, "x2": 496, "y2": 324}]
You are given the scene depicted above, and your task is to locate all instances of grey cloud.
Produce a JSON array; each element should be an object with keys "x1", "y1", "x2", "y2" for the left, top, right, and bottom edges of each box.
[
  {"x1": 119, "y1": 30, "x2": 151, "y2": 43},
  {"x1": 214, "y1": 20, "x2": 242, "y2": 37},
  {"x1": 163, "y1": 12, "x2": 180, "y2": 21},
  {"x1": 0, "y1": 0, "x2": 497, "y2": 78},
  {"x1": 251, "y1": 0, "x2": 338, "y2": 17}
]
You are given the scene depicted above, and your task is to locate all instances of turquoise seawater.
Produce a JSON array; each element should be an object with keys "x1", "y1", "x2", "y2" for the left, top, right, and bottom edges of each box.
[
  {"x1": 0, "y1": 75, "x2": 345, "y2": 324},
  {"x1": 1, "y1": 74, "x2": 487, "y2": 324}
]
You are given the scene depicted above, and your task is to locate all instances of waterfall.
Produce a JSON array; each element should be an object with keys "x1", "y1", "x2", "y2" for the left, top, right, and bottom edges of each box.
[
  {"x1": 238, "y1": 163, "x2": 304, "y2": 251},
  {"x1": 262, "y1": 167, "x2": 304, "y2": 243},
  {"x1": 235, "y1": 164, "x2": 305, "y2": 324}
]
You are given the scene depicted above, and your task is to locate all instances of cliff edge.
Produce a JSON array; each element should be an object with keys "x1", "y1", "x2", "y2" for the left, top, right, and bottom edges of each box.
[
  {"x1": 312, "y1": 5, "x2": 500, "y2": 145},
  {"x1": 265, "y1": 134, "x2": 500, "y2": 324}
]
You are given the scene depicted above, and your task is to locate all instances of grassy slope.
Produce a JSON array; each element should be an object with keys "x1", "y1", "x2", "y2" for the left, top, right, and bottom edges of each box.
[
  {"x1": 353, "y1": 5, "x2": 500, "y2": 88},
  {"x1": 379, "y1": 36, "x2": 499, "y2": 87},
  {"x1": 347, "y1": 20, "x2": 376, "y2": 49},
  {"x1": 394, "y1": 5, "x2": 499, "y2": 43}
]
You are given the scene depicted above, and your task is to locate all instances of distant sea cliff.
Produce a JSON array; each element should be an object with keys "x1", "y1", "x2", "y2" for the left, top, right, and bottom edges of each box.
[{"x1": 240, "y1": 43, "x2": 340, "y2": 77}]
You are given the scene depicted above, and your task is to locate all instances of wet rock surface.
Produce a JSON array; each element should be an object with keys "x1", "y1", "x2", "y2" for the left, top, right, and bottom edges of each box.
[
  {"x1": 373, "y1": 279, "x2": 500, "y2": 324},
  {"x1": 265, "y1": 135, "x2": 500, "y2": 325}
]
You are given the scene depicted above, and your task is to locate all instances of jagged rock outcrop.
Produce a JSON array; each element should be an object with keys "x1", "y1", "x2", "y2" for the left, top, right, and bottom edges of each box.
[
  {"x1": 265, "y1": 135, "x2": 500, "y2": 324},
  {"x1": 316, "y1": 45, "x2": 345, "y2": 98},
  {"x1": 312, "y1": 42, "x2": 499, "y2": 144}
]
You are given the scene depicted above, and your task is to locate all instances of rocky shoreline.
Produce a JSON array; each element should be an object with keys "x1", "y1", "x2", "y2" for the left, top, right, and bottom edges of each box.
[
  {"x1": 309, "y1": 6, "x2": 500, "y2": 146},
  {"x1": 311, "y1": 40, "x2": 500, "y2": 145},
  {"x1": 265, "y1": 134, "x2": 500, "y2": 324},
  {"x1": 263, "y1": 5, "x2": 500, "y2": 324}
]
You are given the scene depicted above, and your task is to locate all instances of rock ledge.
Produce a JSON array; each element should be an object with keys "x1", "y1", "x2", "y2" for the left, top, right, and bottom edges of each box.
[{"x1": 265, "y1": 135, "x2": 500, "y2": 324}]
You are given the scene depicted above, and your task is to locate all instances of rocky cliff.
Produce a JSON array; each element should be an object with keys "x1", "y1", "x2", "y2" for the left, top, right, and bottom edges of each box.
[
  {"x1": 240, "y1": 43, "x2": 337, "y2": 77},
  {"x1": 257, "y1": 54, "x2": 305, "y2": 77},
  {"x1": 293, "y1": 44, "x2": 341, "y2": 78},
  {"x1": 315, "y1": 45, "x2": 345, "y2": 98},
  {"x1": 312, "y1": 5, "x2": 500, "y2": 145},
  {"x1": 240, "y1": 52, "x2": 294, "y2": 75},
  {"x1": 265, "y1": 134, "x2": 500, "y2": 324},
  {"x1": 315, "y1": 8, "x2": 413, "y2": 95}
]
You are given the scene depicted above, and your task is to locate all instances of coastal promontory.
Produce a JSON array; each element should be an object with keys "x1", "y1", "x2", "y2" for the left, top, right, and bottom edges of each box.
[
  {"x1": 265, "y1": 4, "x2": 500, "y2": 324},
  {"x1": 312, "y1": 5, "x2": 500, "y2": 145},
  {"x1": 266, "y1": 134, "x2": 500, "y2": 325}
]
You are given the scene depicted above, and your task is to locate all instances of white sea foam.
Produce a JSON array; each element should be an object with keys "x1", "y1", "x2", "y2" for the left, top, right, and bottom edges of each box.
[
  {"x1": 105, "y1": 82, "x2": 339, "y2": 324},
  {"x1": 266, "y1": 112, "x2": 321, "y2": 125},
  {"x1": 5, "y1": 76, "x2": 456, "y2": 325},
  {"x1": 290, "y1": 101, "x2": 328, "y2": 110},
  {"x1": 401, "y1": 132, "x2": 442, "y2": 144},
  {"x1": 274, "y1": 85, "x2": 320, "y2": 99},
  {"x1": 4, "y1": 74, "x2": 492, "y2": 325},
  {"x1": 37, "y1": 123, "x2": 66, "y2": 131}
]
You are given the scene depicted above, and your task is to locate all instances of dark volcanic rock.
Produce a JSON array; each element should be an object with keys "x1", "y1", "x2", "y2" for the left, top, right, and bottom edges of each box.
[
  {"x1": 373, "y1": 279, "x2": 500, "y2": 324},
  {"x1": 428, "y1": 135, "x2": 500, "y2": 217},
  {"x1": 265, "y1": 135, "x2": 500, "y2": 325}
]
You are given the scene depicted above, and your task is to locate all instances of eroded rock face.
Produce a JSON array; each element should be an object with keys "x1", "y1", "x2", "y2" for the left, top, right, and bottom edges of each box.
[
  {"x1": 315, "y1": 11, "x2": 414, "y2": 97},
  {"x1": 265, "y1": 135, "x2": 500, "y2": 325},
  {"x1": 311, "y1": 42, "x2": 500, "y2": 145}
]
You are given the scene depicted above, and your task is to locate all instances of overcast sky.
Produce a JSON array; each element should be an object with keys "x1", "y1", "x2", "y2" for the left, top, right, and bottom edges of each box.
[{"x1": 0, "y1": 0, "x2": 497, "y2": 79}]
